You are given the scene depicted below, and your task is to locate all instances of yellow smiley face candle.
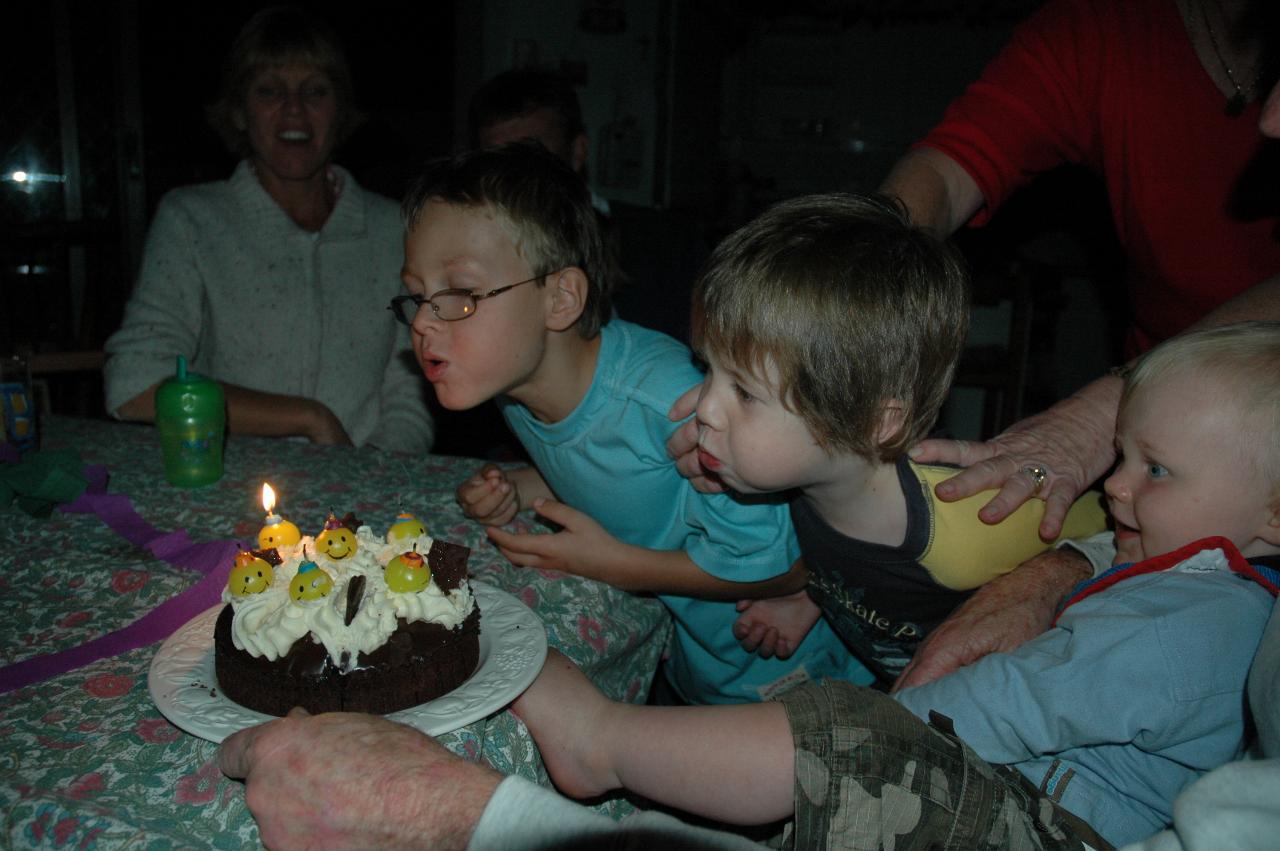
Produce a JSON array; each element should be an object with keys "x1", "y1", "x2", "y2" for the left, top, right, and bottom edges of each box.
[
  {"x1": 258, "y1": 483, "x2": 301, "y2": 549},
  {"x1": 387, "y1": 512, "x2": 427, "y2": 542},
  {"x1": 228, "y1": 551, "x2": 274, "y2": 596},
  {"x1": 385, "y1": 549, "x2": 431, "y2": 593},
  {"x1": 290, "y1": 561, "x2": 334, "y2": 601},
  {"x1": 315, "y1": 513, "x2": 358, "y2": 560}
]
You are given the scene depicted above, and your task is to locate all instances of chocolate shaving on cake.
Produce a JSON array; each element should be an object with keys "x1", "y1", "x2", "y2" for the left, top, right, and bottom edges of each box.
[
  {"x1": 426, "y1": 539, "x2": 472, "y2": 590},
  {"x1": 340, "y1": 511, "x2": 363, "y2": 532},
  {"x1": 345, "y1": 575, "x2": 366, "y2": 626},
  {"x1": 251, "y1": 547, "x2": 283, "y2": 566}
]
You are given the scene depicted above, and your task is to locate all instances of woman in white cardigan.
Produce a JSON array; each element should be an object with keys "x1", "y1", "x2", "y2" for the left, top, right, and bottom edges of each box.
[{"x1": 104, "y1": 7, "x2": 433, "y2": 453}]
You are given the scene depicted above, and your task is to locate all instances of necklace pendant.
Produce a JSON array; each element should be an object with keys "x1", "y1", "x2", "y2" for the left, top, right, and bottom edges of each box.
[{"x1": 1225, "y1": 91, "x2": 1246, "y2": 117}]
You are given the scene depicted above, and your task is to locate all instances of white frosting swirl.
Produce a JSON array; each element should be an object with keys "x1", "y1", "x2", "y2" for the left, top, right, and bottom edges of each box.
[{"x1": 222, "y1": 527, "x2": 474, "y2": 670}]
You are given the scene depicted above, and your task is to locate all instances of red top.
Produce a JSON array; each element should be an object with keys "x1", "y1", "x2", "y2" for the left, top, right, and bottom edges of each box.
[
  {"x1": 1054, "y1": 535, "x2": 1279, "y2": 625},
  {"x1": 918, "y1": 0, "x2": 1280, "y2": 355}
]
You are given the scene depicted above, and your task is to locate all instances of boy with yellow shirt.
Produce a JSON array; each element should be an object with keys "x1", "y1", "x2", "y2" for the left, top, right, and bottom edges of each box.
[{"x1": 689, "y1": 193, "x2": 1104, "y2": 683}]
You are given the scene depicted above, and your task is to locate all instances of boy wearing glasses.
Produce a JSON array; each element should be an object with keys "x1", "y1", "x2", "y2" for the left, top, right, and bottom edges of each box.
[{"x1": 392, "y1": 142, "x2": 873, "y2": 704}]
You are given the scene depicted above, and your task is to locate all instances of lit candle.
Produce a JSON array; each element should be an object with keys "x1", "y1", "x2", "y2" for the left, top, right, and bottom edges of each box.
[{"x1": 258, "y1": 483, "x2": 301, "y2": 549}]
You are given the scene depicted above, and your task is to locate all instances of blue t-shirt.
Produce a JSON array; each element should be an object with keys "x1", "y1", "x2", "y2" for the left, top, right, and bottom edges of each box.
[{"x1": 499, "y1": 320, "x2": 872, "y2": 703}]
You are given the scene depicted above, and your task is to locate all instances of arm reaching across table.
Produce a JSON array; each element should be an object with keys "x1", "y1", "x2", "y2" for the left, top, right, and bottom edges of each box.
[
  {"x1": 116, "y1": 379, "x2": 355, "y2": 446},
  {"x1": 488, "y1": 497, "x2": 809, "y2": 601},
  {"x1": 219, "y1": 706, "x2": 765, "y2": 851}
]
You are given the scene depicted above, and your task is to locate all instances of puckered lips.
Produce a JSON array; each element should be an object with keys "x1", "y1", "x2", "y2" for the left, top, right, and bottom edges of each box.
[{"x1": 421, "y1": 351, "x2": 448, "y2": 382}]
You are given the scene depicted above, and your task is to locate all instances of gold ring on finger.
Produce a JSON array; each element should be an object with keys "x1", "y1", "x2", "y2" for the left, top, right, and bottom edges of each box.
[{"x1": 1021, "y1": 464, "x2": 1049, "y2": 495}]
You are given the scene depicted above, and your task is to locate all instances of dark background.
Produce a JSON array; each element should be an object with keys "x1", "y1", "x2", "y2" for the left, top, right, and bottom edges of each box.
[
  {"x1": 137, "y1": 2, "x2": 458, "y2": 205},
  {"x1": 1, "y1": 0, "x2": 1125, "y2": 453}
]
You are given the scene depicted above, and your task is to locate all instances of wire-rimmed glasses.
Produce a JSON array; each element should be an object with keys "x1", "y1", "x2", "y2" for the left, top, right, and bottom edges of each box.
[{"x1": 387, "y1": 271, "x2": 556, "y2": 325}]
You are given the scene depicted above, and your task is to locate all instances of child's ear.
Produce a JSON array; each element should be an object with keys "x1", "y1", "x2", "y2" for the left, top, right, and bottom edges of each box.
[
  {"x1": 1258, "y1": 506, "x2": 1280, "y2": 548},
  {"x1": 545, "y1": 267, "x2": 589, "y2": 332},
  {"x1": 875, "y1": 400, "x2": 907, "y2": 447}
]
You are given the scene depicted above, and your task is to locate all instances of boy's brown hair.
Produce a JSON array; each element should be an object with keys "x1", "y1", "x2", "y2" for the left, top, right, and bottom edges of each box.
[
  {"x1": 692, "y1": 193, "x2": 969, "y2": 461},
  {"x1": 401, "y1": 142, "x2": 613, "y2": 338},
  {"x1": 467, "y1": 68, "x2": 586, "y2": 151}
]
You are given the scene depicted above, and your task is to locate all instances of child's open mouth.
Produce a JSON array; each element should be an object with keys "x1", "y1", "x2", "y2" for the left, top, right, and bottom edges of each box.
[{"x1": 423, "y1": 356, "x2": 448, "y2": 382}]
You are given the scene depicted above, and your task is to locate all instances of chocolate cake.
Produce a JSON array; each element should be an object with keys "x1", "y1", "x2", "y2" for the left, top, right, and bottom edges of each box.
[{"x1": 214, "y1": 526, "x2": 481, "y2": 717}]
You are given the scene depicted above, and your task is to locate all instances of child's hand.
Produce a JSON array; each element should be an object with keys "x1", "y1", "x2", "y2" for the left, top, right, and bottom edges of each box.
[
  {"x1": 486, "y1": 498, "x2": 625, "y2": 583},
  {"x1": 455, "y1": 464, "x2": 519, "y2": 527},
  {"x1": 733, "y1": 591, "x2": 821, "y2": 660},
  {"x1": 666, "y1": 385, "x2": 726, "y2": 495}
]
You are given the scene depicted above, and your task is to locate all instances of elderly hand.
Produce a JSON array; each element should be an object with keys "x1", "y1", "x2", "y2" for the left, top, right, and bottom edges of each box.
[
  {"x1": 892, "y1": 548, "x2": 1091, "y2": 690},
  {"x1": 219, "y1": 708, "x2": 501, "y2": 851},
  {"x1": 909, "y1": 374, "x2": 1123, "y2": 540},
  {"x1": 665, "y1": 385, "x2": 726, "y2": 494}
]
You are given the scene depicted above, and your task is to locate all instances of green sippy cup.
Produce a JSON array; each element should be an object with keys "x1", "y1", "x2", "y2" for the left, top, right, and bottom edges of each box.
[{"x1": 155, "y1": 356, "x2": 226, "y2": 487}]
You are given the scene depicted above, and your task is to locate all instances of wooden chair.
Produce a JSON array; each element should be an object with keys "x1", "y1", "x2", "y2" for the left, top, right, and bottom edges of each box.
[
  {"x1": 30, "y1": 350, "x2": 106, "y2": 375},
  {"x1": 951, "y1": 259, "x2": 1038, "y2": 439},
  {"x1": 29, "y1": 349, "x2": 106, "y2": 418}
]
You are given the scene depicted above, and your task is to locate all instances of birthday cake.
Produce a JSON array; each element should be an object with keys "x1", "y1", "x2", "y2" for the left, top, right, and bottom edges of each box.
[{"x1": 213, "y1": 513, "x2": 480, "y2": 716}]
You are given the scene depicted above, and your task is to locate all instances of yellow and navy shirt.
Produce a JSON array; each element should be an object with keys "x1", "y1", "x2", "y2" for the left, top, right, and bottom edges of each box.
[{"x1": 793, "y1": 457, "x2": 1106, "y2": 684}]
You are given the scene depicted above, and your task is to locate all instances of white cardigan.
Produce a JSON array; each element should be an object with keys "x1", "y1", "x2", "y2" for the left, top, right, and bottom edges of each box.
[{"x1": 104, "y1": 162, "x2": 432, "y2": 453}]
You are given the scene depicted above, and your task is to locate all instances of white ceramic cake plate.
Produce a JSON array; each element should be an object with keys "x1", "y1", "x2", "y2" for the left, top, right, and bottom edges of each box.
[{"x1": 147, "y1": 581, "x2": 548, "y2": 743}]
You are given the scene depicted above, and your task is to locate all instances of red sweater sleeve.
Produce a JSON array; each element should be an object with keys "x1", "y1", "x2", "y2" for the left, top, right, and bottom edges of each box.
[
  {"x1": 917, "y1": 0, "x2": 1106, "y2": 224},
  {"x1": 918, "y1": 0, "x2": 1280, "y2": 352}
]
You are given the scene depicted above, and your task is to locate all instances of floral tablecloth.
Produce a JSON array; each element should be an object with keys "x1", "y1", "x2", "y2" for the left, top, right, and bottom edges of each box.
[{"x1": 0, "y1": 417, "x2": 671, "y2": 849}]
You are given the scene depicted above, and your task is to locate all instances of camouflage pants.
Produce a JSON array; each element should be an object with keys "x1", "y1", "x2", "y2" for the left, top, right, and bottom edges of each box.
[{"x1": 777, "y1": 680, "x2": 1110, "y2": 851}]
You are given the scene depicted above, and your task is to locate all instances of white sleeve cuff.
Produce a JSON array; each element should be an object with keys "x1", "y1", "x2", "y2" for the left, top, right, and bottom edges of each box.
[
  {"x1": 1057, "y1": 531, "x2": 1116, "y2": 579},
  {"x1": 469, "y1": 775, "x2": 765, "y2": 851}
]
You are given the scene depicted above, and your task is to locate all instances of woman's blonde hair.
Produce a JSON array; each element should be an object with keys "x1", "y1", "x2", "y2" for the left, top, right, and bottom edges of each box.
[{"x1": 205, "y1": 6, "x2": 363, "y2": 158}]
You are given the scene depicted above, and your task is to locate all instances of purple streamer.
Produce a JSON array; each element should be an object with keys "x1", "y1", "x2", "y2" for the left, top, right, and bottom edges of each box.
[{"x1": 0, "y1": 469, "x2": 244, "y2": 694}]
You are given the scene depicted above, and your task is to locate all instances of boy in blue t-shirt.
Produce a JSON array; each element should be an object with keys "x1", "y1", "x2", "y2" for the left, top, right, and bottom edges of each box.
[{"x1": 392, "y1": 142, "x2": 870, "y2": 703}]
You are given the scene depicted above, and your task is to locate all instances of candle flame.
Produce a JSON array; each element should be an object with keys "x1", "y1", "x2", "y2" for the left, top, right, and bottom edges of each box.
[{"x1": 262, "y1": 483, "x2": 276, "y2": 514}]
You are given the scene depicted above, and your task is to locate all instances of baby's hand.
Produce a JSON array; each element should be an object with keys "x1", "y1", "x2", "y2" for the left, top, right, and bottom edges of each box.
[
  {"x1": 733, "y1": 591, "x2": 821, "y2": 660},
  {"x1": 455, "y1": 464, "x2": 519, "y2": 527}
]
